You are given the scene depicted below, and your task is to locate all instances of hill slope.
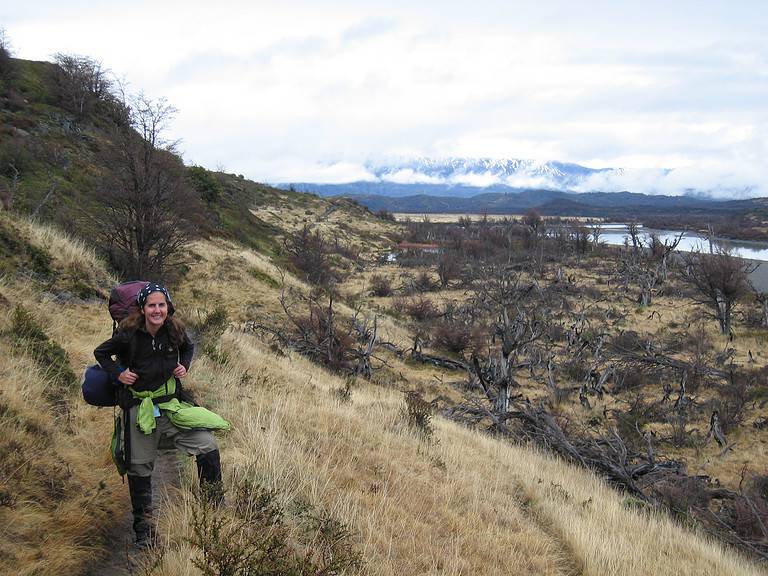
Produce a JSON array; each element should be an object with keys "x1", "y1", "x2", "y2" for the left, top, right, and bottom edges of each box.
[
  {"x1": 0, "y1": 56, "x2": 396, "y2": 262},
  {"x1": 0, "y1": 212, "x2": 763, "y2": 575}
]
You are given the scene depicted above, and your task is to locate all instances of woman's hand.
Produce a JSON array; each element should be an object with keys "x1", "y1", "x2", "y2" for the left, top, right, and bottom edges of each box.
[
  {"x1": 118, "y1": 368, "x2": 138, "y2": 386},
  {"x1": 173, "y1": 363, "x2": 188, "y2": 378}
]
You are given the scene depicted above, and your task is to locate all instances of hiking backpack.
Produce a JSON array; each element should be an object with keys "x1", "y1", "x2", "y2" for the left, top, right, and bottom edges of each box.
[
  {"x1": 108, "y1": 280, "x2": 149, "y2": 334},
  {"x1": 81, "y1": 280, "x2": 148, "y2": 406}
]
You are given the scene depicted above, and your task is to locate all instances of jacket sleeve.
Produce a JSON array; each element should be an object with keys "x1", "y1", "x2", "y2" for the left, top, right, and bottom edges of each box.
[
  {"x1": 94, "y1": 331, "x2": 130, "y2": 379},
  {"x1": 179, "y1": 331, "x2": 194, "y2": 370}
]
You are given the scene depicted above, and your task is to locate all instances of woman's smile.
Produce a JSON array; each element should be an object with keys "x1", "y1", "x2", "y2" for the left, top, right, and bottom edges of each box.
[{"x1": 143, "y1": 292, "x2": 168, "y2": 332}]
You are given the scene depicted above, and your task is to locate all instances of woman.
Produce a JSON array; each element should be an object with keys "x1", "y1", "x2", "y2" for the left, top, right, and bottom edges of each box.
[{"x1": 95, "y1": 283, "x2": 226, "y2": 547}]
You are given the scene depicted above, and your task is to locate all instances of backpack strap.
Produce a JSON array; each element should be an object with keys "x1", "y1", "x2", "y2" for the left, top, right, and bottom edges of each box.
[
  {"x1": 127, "y1": 329, "x2": 138, "y2": 369},
  {"x1": 120, "y1": 320, "x2": 137, "y2": 470},
  {"x1": 123, "y1": 406, "x2": 131, "y2": 475}
]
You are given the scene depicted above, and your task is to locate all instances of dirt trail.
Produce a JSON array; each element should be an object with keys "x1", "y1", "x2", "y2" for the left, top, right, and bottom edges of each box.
[
  {"x1": 512, "y1": 480, "x2": 585, "y2": 576},
  {"x1": 81, "y1": 450, "x2": 184, "y2": 576}
]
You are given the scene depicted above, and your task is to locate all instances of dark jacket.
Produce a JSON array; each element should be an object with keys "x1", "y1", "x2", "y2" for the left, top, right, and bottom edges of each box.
[{"x1": 94, "y1": 322, "x2": 194, "y2": 395}]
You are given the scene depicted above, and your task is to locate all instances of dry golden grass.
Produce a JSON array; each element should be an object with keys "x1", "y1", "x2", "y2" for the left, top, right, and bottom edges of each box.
[
  {"x1": 0, "y1": 284, "x2": 124, "y2": 573},
  {"x1": 25, "y1": 221, "x2": 116, "y2": 282},
  {"x1": 146, "y1": 330, "x2": 764, "y2": 575},
  {"x1": 178, "y1": 238, "x2": 415, "y2": 353},
  {"x1": 250, "y1": 197, "x2": 399, "y2": 261}
]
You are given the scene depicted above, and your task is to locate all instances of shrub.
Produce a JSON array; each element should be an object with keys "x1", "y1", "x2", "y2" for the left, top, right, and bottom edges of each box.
[
  {"x1": 732, "y1": 478, "x2": 768, "y2": 543},
  {"x1": 710, "y1": 372, "x2": 752, "y2": 433},
  {"x1": 369, "y1": 273, "x2": 392, "y2": 297},
  {"x1": 188, "y1": 481, "x2": 291, "y2": 576},
  {"x1": 188, "y1": 479, "x2": 362, "y2": 576},
  {"x1": 189, "y1": 165, "x2": 223, "y2": 205},
  {"x1": 404, "y1": 296, "x2": 439, "y2": 322},
  {"x1": 332, "y1": 377, "x2": 354, "y2": 404},
  {"x1": 0, "y1": 215, "x2": 53, "y2": 278},
  {"x1": 402, "y1": 390, "x2": 434, "y2": 440},
  {"x1": 413, "y1": 270, "x2": 435, "y2": 293},
  {"x1": 654, "y1": 475, "x2": 711, "y2": 520},
  {"x1": 376, "y1": 209, "x2": 397, "y2": 222},
  {"x1": 0, "y1": 29, "x2": 13, "y2": 87},
  {"x1": 332, "y1": 239, "x2": 360, "y2": 263},
  {"x1": 432, "y1": 318, "x2": 472, "y2": 354},
  {"x1": 197, "y1": 306, "x2": 229, "y2": 340},
  {"x1": 437, "y1": 252, "x2": 461, "y2": 288},
  {"x1": 283, "y1": 225, "x2": 337, "y2": 286}
]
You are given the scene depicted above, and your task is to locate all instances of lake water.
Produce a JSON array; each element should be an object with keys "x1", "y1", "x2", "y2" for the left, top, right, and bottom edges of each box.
[{"x1": 597, "y1": 224, "x2": 768, "y2": 262}]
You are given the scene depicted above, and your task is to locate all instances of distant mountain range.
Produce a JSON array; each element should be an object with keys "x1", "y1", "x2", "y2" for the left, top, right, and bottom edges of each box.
[
  {"x1": 278, "y1": 157, "x2": 767, "y2": 220},
  {"x1": 344, "y1": 189, "x2": 734, "y2": 217},
  {"x1": 283, "y1": 157, "x2": 619, "y2": 199}
]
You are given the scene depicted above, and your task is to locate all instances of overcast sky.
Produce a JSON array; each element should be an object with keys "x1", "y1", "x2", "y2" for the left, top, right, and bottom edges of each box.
[{"x1": 3, "y1": 1, "x2": 767, "y2": 196}]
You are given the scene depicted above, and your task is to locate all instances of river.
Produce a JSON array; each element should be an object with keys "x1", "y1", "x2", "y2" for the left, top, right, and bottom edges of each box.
[
  {"x1": 596, "y1": 223, "x2": 768, "y2": 291},
  {"x1": 598, "y1": 224, "x2": 768, "y2": 262}
]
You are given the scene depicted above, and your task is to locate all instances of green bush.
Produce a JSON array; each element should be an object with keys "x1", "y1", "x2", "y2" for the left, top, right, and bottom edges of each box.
[
  {"x1": 189, "y1": 165, "x2": 224, "y2": 205},
  {"x1": 187, "y1": 479, "x2": 362, "y2": 576},
  {"x1": 197, "y1": 306, "x2": 229, "y2": 339}
]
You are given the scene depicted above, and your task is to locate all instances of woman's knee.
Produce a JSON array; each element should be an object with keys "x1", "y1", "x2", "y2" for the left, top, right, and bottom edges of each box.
[{"x1": 129, "y1": 461, "x2": 154, "y2": 477}]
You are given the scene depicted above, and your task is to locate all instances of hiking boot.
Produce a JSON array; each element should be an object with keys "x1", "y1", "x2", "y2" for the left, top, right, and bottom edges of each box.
[
  {"x1": 127, "y1": 474, "x2": 155, "y2": 547},
  {"x1": 196, "y1": 449, "x2": 224, "y2": 505}
]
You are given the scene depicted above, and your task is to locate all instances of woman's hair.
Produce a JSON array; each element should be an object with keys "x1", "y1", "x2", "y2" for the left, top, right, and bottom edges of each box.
[{"x1": 119, "y1": 309, "x2": 187, "y2": 347}]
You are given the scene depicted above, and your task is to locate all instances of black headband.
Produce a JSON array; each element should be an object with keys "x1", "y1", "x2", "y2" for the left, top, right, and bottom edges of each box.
[{"x1": 136, "y1": 282, "x2": 176, "y2": 316}]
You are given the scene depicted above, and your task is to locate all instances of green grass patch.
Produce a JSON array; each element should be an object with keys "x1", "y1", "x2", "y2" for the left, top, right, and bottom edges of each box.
[{"x1": 247, "y1": 267, "x2": 280, "y2": 289}]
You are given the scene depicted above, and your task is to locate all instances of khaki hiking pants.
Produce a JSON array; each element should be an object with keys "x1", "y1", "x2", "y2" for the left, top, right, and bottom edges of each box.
[{"x1": 125, "y1": 405, "x2": 218, "y2": 477}]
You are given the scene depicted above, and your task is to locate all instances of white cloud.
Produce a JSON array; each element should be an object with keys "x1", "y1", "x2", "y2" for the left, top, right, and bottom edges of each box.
[
  {"x1": 381, "y1": 169, "x2": 444, "y2": 184},
  {"x1": 254, "y1": 160, "x2": 377, "y2": 185},
  {"x1": 450, "y1": 172, "x2": 500, "y2": 187},
  {"x1": 3, "y1": 0, "x2": 767, "y2": 197}
]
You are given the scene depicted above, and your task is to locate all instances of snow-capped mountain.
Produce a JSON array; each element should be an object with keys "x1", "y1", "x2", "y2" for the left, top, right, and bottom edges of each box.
[
  {"x1": 279, "y1": 156, "x2": 763, "y2": 200},
  {"x1": 283, "y1": 157, "x2": 623, "y2": 198},
  {"x1": 363, "y1": 157, "x2": 617, "y2": 190}
]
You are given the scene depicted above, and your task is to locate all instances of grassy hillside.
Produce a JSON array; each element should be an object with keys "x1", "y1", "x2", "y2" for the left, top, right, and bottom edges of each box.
[
  {"x1": 0, "y1": 56, "x2": 397, "y2": 265},
  {"x1": 0, "y1": 211, "x2": 764, "y2": 575}
]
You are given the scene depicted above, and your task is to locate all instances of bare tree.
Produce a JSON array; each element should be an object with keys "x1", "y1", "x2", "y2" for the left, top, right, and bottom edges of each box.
[
  {"x1": 283, "y1": 224, "x2": 336, "y2": 286},
  {"x1": 618, "y1": 231, "x2": 684, "y2": 307},
  {"x1": 753, "y1": 286, "x2": 768, "y2": 328},
  {"x1": 93, "y1": 94, "x2": 201, "y2": 279},
  {"x1": 0, "y1": 162, "x2": 18, "y2": 211},
  {"x1": 253, "y1": 284, "x2": 380, "y2": 378},
  {"x1": 0, "y1": 28, "x2": 14, "y2": 84},
  {"x1": 626, "y1": 221, "x2": 642, "y2": 255},
  {"x1": 570, "y1": 225, "x2": 590, "y2": 255},
  {"x1": 589, "y1": 223, "x2": 603, "y2": 250},
  {"x1": 53, "y1": 53, "x2": 114, "y2": 118},
  {"x1": 683, "y1": 248, "x2": 756, "y2": 334},
  {"x1": 648, "y1": 232, "x2": 684, "y2": 282},
  {"x1": 437, "y1": 250, "x2": 461, "y2": 288}
]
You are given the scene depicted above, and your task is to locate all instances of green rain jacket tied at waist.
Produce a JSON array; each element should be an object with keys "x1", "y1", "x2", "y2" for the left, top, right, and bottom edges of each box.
[{"x1": 132, "y1": 377, "x2": 231, "y2": 435}]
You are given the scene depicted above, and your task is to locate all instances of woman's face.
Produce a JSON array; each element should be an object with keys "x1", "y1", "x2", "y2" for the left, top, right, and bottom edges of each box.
[{"x1": 143, "y1": 291, "x2": 168, "y2": 331}]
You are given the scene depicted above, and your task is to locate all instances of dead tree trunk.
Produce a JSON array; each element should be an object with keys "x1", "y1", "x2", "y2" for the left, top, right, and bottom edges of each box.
[{"x1": 706, "y1": 410, "x2": 728, "y2": 448}]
